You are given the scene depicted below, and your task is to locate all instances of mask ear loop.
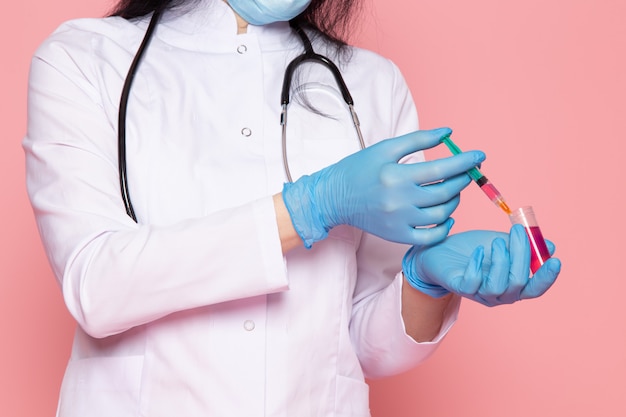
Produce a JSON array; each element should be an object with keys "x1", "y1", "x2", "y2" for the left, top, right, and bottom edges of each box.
[{"x1": 118, "y1": 9, "x2": 163, "y2": 222}]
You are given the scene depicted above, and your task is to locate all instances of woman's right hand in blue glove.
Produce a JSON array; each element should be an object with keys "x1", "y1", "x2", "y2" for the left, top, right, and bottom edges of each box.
[{"x1": 282, "y1": 127, "x2": 485, "y2": 248}]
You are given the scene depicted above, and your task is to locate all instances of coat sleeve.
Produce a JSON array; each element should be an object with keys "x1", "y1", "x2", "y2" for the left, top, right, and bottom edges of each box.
[
  {"x1": 349, "y1": 59, "x2": 461, "y2": 379},
  {"x1": 23, "y1": 29, "x2": 289, "y2": 339}
]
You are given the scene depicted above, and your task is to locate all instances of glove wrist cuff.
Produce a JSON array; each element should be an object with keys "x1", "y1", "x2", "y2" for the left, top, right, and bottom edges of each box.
[
  {"x1": 404, "y1": 274, "x2": 451, "y2": 298},
  {"x1": 282, "y1": 176, "x2": 330, "y2": 249},
  {"x1": 402, "y1": 247, "x2": 451, "y2": 298}
]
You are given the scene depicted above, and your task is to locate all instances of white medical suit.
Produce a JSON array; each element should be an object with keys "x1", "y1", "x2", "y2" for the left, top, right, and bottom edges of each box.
[{"x1": 23, "y1": 0, "x2": 460, "y2": 415}]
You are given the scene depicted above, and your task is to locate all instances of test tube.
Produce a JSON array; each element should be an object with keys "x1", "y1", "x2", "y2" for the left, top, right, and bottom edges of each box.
[{"x1": 509, "y1": 206, "x2": 551, "y2": 274}]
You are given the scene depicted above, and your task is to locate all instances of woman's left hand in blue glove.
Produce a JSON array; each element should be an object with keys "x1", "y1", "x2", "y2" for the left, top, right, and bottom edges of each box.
[{"x1": 402, "y1": 224, "x2": 561, "y2": 306}]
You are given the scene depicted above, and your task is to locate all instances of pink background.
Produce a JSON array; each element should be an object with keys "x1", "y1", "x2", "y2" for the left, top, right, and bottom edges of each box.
[{"x1": 2, "y1": 0, "x2": 624, "y2": 415}]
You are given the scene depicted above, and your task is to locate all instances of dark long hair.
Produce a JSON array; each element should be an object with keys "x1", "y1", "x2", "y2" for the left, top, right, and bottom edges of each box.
[{"x1": 110, "y1": 0, "x2": 361, "y2": 49}]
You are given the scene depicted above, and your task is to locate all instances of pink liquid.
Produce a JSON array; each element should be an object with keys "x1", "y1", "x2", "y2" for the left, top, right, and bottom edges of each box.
[
  {"x1": 524, "y1": 226, "x2": 551, "y2": 273},
  {"x1": 480, "y1": 182, "x2": 499, "y2": 200},
  {"x1": 479, "y1": 182, "x2": 511, "y2": 214}
]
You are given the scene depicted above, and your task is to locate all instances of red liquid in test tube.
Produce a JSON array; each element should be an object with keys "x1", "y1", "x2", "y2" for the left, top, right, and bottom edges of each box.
[
  {"x1": 524, "y1": 226, "x2": 551, "y2": 273},
  {"x1": 509, "y1": 206, "x2": 551, "y2": 273}
]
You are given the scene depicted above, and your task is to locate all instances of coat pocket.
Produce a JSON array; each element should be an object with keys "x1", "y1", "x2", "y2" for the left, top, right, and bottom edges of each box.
[
  {"x1": 57, "y1": 355, "x2": 144, "y2": 417},
  {"x1": 334, "y1": 375, "x2": 371, "y2": 416}
]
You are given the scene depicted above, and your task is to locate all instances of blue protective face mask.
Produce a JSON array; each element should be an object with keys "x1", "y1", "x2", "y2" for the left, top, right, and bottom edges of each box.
[{"x1": 227, "y1": 0, "x2": 312, "y2": 26}]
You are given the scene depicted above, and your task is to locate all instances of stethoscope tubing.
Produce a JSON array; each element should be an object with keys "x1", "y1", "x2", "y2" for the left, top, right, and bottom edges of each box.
[
  {"x1": 118, "y1": 9, "x2": 164, "y2": 222},
  {"x1": 118, "y1": 9, "x2": 364, "y2": 221}
]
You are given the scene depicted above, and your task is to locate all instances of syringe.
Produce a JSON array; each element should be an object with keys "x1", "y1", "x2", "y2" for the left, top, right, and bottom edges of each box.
[{"x1": 441, "y1": 135, "x2": 512, "y2": 215}]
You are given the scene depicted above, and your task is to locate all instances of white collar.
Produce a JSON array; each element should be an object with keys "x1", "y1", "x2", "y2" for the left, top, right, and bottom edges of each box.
[{"x1": 154, "y1": 0, "x2": 298, "y2": 52}]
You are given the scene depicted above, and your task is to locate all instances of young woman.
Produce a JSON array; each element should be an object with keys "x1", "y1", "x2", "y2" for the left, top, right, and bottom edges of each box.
[{"x1": 23, "y1": 0, "x2": 560, "y2": 415}]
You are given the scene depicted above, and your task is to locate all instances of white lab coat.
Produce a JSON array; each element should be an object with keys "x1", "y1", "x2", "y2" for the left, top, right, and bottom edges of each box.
[{"x1": 23, "y1": 1, "x2": 460, "y2": 415}]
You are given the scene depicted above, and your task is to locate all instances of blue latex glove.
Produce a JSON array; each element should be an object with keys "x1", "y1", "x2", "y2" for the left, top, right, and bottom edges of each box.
[
  {"x1": 402, "y1": 224, "x2": 561, "y2": 306},
  {"x1": 282, "y1": 128, "x2": 485, "y2": 248}
]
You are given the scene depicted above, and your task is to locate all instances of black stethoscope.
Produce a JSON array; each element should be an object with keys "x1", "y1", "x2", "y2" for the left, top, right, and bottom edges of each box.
[{"x1": 118, "y1": 8, "x2": 365, "y2": 222}]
